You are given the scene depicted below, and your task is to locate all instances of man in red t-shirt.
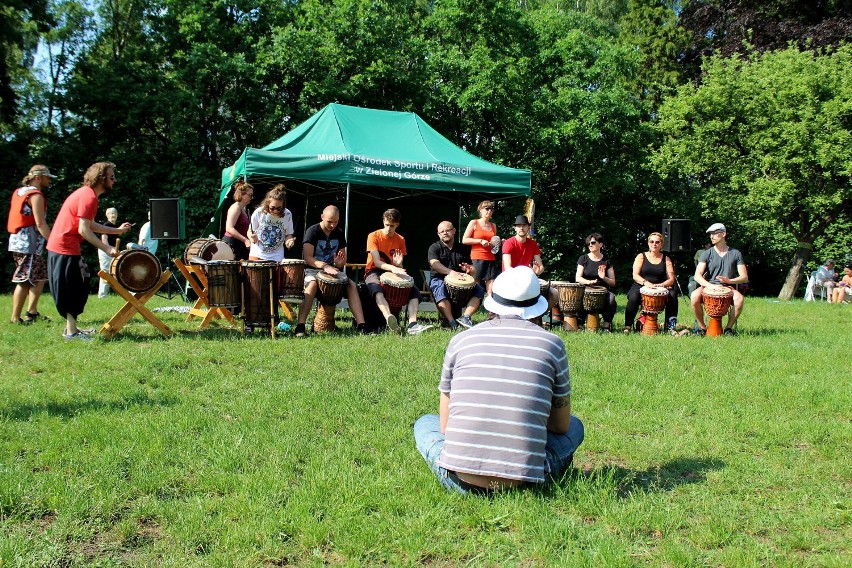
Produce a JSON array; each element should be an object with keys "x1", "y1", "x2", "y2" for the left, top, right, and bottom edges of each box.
[
  {"x1": 46, "y1": 162, "x2": 130, "y2": 340},
  {"x1": 501, "y1": 215, "x2": 557, "y2": 309},
  {"x1": 364, "y1": 208, "x2": 432, "y2": 335}
]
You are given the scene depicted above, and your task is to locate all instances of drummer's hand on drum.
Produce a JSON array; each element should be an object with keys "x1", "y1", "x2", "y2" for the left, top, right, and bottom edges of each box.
[
  {"x1": 717, "y1": 275, "x2": 733, "y2": 285},
  {"x1": 460, "y1": 262, "x2": 474, "y2": 275},
  {"x1": 109, "y1": 246, "x2": 119, "y2": 257},
  {"x1": 322, "y1": 264, "x2": 339, "y2": 276},
  {"x1": 391, "y1": 265, "x2": 408, "y2": 276}
]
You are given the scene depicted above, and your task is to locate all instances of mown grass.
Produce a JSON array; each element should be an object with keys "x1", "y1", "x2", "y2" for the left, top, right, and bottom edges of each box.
[{"x1": 0, "y1": 294, "x2": 849, "y2": 566}]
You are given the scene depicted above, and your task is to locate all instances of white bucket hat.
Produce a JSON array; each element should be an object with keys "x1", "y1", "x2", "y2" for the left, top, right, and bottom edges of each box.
[{"x1": 483, "y1": 266, "x2": 549, "y2": 319}]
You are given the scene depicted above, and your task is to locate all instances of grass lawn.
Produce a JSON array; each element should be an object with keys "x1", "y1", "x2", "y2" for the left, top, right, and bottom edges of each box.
[{"x1": 0, "y1": 292, "x2": 849, "y2": 566}]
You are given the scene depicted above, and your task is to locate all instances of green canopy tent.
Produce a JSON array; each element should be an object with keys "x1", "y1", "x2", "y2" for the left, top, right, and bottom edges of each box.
[{"x1": 211, "y1": 104, "x2": 531, "y2": 275}]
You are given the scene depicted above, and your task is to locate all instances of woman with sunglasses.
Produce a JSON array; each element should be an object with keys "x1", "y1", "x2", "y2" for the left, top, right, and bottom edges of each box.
[
  {"x1": 575, "y1": 233, "x2": 617, "y2": 331},
  {"x1": 623, "y1": 232, "x2": 678, "y2": 333},
  {"x1": 247, "y1": 184, "x2": 296, "y2": 261},
  {"x1": 222, "y1": 180, "x2": 254, "y2": 261},
  {"x1": 462, "y1": 200, "x2": 499, "y2": 295}
]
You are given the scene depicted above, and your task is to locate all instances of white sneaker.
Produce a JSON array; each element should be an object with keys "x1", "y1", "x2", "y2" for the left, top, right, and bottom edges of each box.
[
  {"x1": 407, "y1": 322, "x2": 434, "y2": 335},
  {"x1": 63, "y1": 330, "x2": 94, "y2": 342}
]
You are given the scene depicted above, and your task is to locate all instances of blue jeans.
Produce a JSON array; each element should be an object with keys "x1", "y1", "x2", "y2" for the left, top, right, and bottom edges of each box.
[{"x1": 413, "y1": 413, "x2": 584, "y2": 494}]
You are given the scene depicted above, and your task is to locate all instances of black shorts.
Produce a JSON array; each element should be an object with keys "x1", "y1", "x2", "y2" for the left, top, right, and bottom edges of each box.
[
  {"x1": 48, "y1": 251, "x2": 91, "y2": 319},
  {"x1": 472, "y1": 259, "x2": 500, "y2": 282}
]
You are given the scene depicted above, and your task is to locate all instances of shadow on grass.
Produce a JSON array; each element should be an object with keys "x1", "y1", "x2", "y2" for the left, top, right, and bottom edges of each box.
[
  {"x1": 532, "y1": 456, "x2": 726, "y2": 498},
  {"x1": 1, "y1": 392, "x2": 179, "y2": 421}
]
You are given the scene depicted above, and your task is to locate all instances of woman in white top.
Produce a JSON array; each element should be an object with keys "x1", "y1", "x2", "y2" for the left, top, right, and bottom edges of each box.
[{"x1": 248, "y1": 184, "x2": 295, "y2": 261}]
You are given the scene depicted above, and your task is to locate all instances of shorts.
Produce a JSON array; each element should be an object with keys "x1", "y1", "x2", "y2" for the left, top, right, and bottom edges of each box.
[
  {"x1": 11, "y1": 252, "x2": 48, "y2": 284},
  {"x1": 472, "y1": 259, "x2": 500, "y2": 282},
  {"x1": 48, "y1": 252, "x2": 91, "y2": 319}
]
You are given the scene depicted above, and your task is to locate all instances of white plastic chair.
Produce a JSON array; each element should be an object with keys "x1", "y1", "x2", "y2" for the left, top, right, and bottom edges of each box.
[{"x1": 804, "y1": 270, "x2": 828, "y2": 301}]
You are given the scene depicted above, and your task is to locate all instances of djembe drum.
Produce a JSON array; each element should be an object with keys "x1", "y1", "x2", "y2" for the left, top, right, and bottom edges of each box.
[
  {"x1": 110, "y1": 250, "x2": 161, "y2": 293},
  {"x1": 531, "y1": 279, "x2": 552, "y2": 327},
  {"x1": 702, "y1": 284, "x2": 733, "y2": 337},
  {"x1": 205, "y1": 260, "x2": 242, "y2": 313},
  {"x1": 583, "y1": 286, "x2": 608, "y2": 331},
  {"x1": 639, "y1": 286, "x2": 668, "y2": 336},
  {"x1": 184, "y1": 238, "x2": 234, "y2": 264},
  {"x1": 276, "y1": 259, "x2": 306, "y2": 299},
  {"x1": 440, "y1": 272, "x2": 475, "y2": 326},
  {"x1": 380, "y1": 272, "x2": 414, "y2": 316},
  {"x1": 241, "y1": 260, "x2": 277, "y2": 331},
  {"x1": 313, "y1": 272, "x2": 349, "y2": 333},
  {"x1": 553, "y1": 281, "x2": 584, "y2": 331}
]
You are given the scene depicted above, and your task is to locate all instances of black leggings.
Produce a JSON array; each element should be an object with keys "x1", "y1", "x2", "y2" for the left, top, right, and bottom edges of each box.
[{"x1": 624, "y1": 284, "x2": 678, "y2": 327}]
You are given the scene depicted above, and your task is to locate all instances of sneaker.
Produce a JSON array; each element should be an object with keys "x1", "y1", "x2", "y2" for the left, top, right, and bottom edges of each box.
[
  {"x1": 407, "y1": 322, "x2": 434, "y2": 335},
  {"x1": 694, "y1": 328, "x2": 706, "y2": 337},
  {"x1": 723, "y1": 328, "x2": 738, "y2": 336},
  {"x1": 667, "y1": 317, "x2": 678, "y2": 331},
  {"x1": 63, "y1": 330, "x2": 94, "y2": 342},
  {"x1": 623, "y1": 325, "x2": 632, "y2": 334},
  {"x1": 294, "y1": 323, "x2": 307, "y2": 338},
  {"x1": 447, "y1": 320, "x2": 459, "y2": 330},
  {"x1": 457, "y1": 315, "x2": 473, "y2": 329},
  {"x1": 386, "y1": 314, "x2": 400, "y2": 332}
]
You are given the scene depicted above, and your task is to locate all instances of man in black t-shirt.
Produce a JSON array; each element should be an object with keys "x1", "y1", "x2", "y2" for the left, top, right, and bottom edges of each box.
[
  {"x1": 294, "y1": 205, "x2": 368, "y2": 337},
  {"x1": 427, "y1": 221, "x2": 484, "y2": 330}
]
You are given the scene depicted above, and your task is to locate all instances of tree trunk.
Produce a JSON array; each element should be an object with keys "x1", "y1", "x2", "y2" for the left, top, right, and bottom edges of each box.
[{"x1": 778, "y1": 242, "x2": 813, "y2": 300}]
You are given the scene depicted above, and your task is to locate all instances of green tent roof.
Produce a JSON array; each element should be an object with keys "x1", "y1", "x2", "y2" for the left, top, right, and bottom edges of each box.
[{"x1": 218, "y1": 103, "x2": 531, "y2": 205}]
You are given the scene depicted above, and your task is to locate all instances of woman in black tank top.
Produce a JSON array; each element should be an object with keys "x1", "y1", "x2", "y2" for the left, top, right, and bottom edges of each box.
[{"x1": 624, "y1": 232, "x2": 678, "y2": 332}]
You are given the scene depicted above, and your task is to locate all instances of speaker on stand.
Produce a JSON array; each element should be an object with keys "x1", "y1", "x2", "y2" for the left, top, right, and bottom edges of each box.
[
  {"x1": 662, "y1": 219, "x2": 691, "y2": 297},
  {"x1": 150, "y1": 198, "x2": 188, "y2": 301}
]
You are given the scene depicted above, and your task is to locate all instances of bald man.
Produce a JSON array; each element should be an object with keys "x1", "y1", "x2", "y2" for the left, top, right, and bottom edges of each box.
[
  {"x1": 295, "y1": 205, "x2": 369, "y2": 337},
  {"x1": 427, "y1": 221, "x2": 484, "y2": 330}
]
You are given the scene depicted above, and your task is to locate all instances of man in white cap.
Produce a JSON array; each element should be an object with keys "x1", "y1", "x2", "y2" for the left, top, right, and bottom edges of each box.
[
  {"x1": 413, "y1": 266, "x2": 584, "y2": 493},
  {"x1": 691, "y1": 222, "x2": 749, "y2": 335},
  {"x1": 7, "y1": 165, "x2": 54, "y2": 324}
]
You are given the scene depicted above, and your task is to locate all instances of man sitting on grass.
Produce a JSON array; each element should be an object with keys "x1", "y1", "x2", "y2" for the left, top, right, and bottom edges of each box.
[{"x1": 413, "y1": 266, "x2": 584, "y2": 493}]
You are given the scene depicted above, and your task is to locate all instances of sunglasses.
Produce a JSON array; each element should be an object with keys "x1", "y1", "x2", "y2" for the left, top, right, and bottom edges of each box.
[
  {"x1": 269, "y1": 206, "x2": 283, "y2": 212},
  {"x1": 588, "y1": 240, "x2": 599, "y2": 245},
  {"x1": 649, "y1": 240, "x2": 662, "y2": 244},
  {"x1": 482, "y1": 206, "x2": 494, "y2": 210}
]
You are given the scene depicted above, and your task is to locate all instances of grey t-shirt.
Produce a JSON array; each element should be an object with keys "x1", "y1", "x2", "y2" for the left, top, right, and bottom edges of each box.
[{"x1": 699, "y1": 247, "x2": 745, "y2": 284}]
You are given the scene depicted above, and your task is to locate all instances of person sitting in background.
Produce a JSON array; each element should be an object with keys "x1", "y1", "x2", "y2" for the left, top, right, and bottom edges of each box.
[
  {"x1": 575, "y1": 232, "x2": 617, "y2": 331},
  {"x1": 831, "y1": 263, "x2": 852, "y2": 304},
  {"x1": 413, "y1": 266, "x2": 584, "y2": 494},
  {"x1": 502, "y1": 215, "x2": 558, "y2": 310},
  {"x1": 690, "y1": 223, "x2": 749, "y2": 336},
  {"x1": 126, "y1": 211, "x2": 158, "y2": 254},
  {"x1": 816, "y1": 259, "x2": 838, "y2": 302},
  {"x1": 364, "y1": 208, "x2": 432, "y2": 335},
  {"x1": 248, "y1": 185, "x2": 295, "y2": 261},
  {"x1": 97, "y1": 207, "x2": 120, "y2": 298},
  {"x1": 428, "y1": 221, "x2": 484, "y2": 330},
  {"x1": 688, "y1": 242, "x2": 711, "y2": 296},
  {"x1": 623, "y1": 231, "x2": 678, "y2": 333},
  {"x1": 294, "y1": 205, "x2": 369, "y2": 337}
]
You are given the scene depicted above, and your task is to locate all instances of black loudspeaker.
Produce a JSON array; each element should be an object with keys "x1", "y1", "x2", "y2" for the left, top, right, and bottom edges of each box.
[
  {"x1": 662, "y1": 219, "x2": 691, "y2": 252},
  {"x1": 150, "y1": 198, "x2": 185, "y2": 240}
]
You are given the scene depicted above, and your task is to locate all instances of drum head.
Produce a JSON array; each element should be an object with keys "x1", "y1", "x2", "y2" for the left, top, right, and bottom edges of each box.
[
  {"x1": 317, "y1": 271, "x2": 348, "y2": 285},
  {"x1": 445, "y1": 272, "x2": 474, "y2": 287},
  {"x1": 113, "y1": 250, "x2": 161, "y2": 292},
  {"x1": 380, "y1": 272, "x2": 413, "y2": 287},
  {"x1": 199, "y1": 240, "x2": 234, "y2": 261},
  {"x1": 704, "y1": 284, "x2": 733, "y2": 298},
  {"x1": 640, "y1": 285, "x2": 668, "y2": 296}
]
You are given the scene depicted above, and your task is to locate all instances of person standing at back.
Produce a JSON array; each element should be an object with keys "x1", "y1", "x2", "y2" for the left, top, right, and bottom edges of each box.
[
  {"x1": 46, "y1": 162, "x2": 130, "y2": 340},
  {"x1": 7, "y1": 165, "x2": 54, "y2": 324},
  {"x1": 97, "y1": 207, "x2": 119, "y2": 297}
]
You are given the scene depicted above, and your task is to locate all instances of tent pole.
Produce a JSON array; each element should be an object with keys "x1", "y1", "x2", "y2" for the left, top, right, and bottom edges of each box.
[{"x1": 345, "y1": 183, "x2": 351, "y2": 246}]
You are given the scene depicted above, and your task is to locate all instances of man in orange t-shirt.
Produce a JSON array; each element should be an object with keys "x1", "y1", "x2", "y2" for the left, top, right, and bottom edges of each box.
[{"x1": 364, "y1": 208, "x2": 432, "y2": 335}]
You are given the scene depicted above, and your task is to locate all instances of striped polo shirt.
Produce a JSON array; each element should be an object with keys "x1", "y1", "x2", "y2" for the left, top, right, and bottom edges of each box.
[{"x1": 438, "y1": 316, "x2": 570, "y2": 483}]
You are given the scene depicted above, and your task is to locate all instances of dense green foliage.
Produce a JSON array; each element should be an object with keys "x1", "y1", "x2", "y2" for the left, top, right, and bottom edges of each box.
[
  {"x1": 2, "y1": 0, "x2": 850, "y2": 295},
  {"x1": 1, "y1": 296, "x2": 850, "y2": 564}
]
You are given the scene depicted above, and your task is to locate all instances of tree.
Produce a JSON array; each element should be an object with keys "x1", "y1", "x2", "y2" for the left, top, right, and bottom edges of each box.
[{"x1": 652, "y1": 44, "x2": 852, "y2": 299}]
